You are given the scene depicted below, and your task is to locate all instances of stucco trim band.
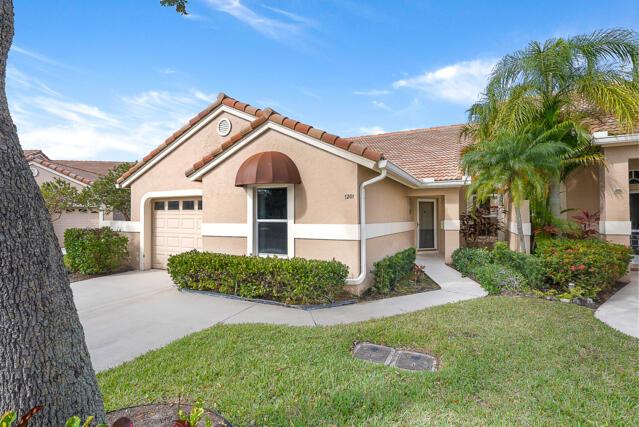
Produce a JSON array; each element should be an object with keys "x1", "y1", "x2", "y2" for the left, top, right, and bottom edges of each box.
[
  {"x1": 599, "y1": 220, "x2": 632, "y2": 235},
  {"x1": 201, "y1": 221, "x2": 418, "y2": 241},
  {"x1": 366, "y1": 221, "x2": 415, "y2": 239},
  {"x1": 442, "y1": 219, "x2": 461, "y2": 230},
  {"x1": 100, "y1": 220, "x2": 141, "y2": 233}
]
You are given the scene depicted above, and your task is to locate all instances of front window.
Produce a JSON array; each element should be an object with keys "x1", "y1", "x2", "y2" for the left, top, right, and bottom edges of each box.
[{"x1": 256, "y1": 188, "x2": 288, "y2": 255}]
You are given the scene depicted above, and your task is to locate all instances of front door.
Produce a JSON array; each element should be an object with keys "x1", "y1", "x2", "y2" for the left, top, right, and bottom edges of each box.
[{"x1": 417, "y1": 200, "x2": 436, "y2": 249}]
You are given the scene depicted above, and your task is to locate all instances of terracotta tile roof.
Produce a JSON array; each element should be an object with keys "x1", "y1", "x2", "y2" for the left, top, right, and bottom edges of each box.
[
  {"x1": 350, "y1": 124, "x2": 472, "y2": 181},
  {"x1": 185, "y1": 107, "x2": 384, "y2": 178},
  {"x1": 24, "y1": 149, "x2": 123, "y2": 185},
  {"x1": 116, "y1": 93, "x2": 262, "y2": 184},
  {"x1": 23, "y1": 149, "x2": 49, "y2": 160},
  {"x1": 584, "y1": 113, "x2": 639, "y2": 136}
]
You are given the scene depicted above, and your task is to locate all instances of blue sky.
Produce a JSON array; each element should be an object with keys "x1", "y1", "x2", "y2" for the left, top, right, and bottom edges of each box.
[{"x1": 9, "y1": 0, "x2": 639, "y2": 160}]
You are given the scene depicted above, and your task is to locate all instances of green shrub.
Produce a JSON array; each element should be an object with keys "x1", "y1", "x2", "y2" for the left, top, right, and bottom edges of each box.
[
  {"x1": 473, "y1": 263, "x2": 527, "y2": 295},
  {"x1": 371, "y1": 248, "x2": 416, "y2": 293},
  {"x1": 451, "y1": 247, "x2": 492, "y2": 276},
  {"x1": 492, "y1": 241, "x2": 544, "y2": 288},
  {"x1": 535, "y1": 237, "x2": 633, "y2": 298},
  {"x1": 64, "y1": 227, "x2": 128, "y2": 275},
  {"x1": 167, "y1": 251, "x2": 349, "y2": 305}
]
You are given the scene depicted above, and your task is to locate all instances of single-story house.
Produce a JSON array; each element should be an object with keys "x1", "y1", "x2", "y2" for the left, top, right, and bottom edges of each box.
[
  {"x1": 25, "y1": 149, "x2": 123, "y2": 246},
  {"x1": 114, "y1": 93, "x2": 638, "y2": 290}
]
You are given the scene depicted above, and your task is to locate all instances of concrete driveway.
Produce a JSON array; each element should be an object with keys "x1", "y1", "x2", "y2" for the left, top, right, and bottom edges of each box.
[{"x1": 73, "y1": 256, "x2": 485, "y2": 372}]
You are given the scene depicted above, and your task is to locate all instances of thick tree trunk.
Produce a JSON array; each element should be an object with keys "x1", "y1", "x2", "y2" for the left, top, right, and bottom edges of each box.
[
  {"x1": 514, "y1": 204, "x2": 527, "y2": 253},
  {"x1": 0, "y1": 1, "x2": 105, "y2": 424}
]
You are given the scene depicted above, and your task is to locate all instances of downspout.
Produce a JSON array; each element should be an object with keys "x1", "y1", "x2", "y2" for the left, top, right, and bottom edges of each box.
[{"x1": 346, "y1": 159, "x2": 388, "y2": 285}]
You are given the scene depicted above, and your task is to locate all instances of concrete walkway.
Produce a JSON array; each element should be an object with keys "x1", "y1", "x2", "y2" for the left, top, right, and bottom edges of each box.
[
  {"x1": 595, "y1": 273, "x2": 639, "y2": 338},
  {"x1": 73, "y1": 253, "x2": 485, "y2": 371}
]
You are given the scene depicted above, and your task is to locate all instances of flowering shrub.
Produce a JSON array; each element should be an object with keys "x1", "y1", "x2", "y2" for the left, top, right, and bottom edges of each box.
[{"x1": 535, "y1": 237, "x2": 633, "y2": 297}]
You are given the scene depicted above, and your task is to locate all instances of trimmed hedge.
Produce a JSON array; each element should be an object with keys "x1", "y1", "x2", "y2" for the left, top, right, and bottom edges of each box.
[
  {"x1": 451, "y1": 243, "x2": 543, "y2": 294},
  {"x1": 451, "y1": 247, "x2": 492, "y2": 277},
  {"x1": 371, "y1": 248, "x2": 416, "y2": 294},
  {"x1": 64, "y1": 227, "x2": 128, "y2": 275},
  {"x1": 473, "y1": 263, "x2": 527, "y2": 295},
  {"x1": 167, "y1": 251, "x2": 349, "y2": 305},
  {"x1": 535, "y1": 237, "x2": 633, "y2": 297},
  {"x1": 491, "y1": 242, "x2": 544, "y2": 288}
]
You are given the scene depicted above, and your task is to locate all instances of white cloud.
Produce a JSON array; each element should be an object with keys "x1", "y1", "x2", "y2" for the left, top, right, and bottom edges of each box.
[
  {"x1": 158, "y1": 67, "x2": 176, "y2": 74},
  {"x1": 357, "y1": 126, "x2": 386, "y2": 135},
  {"x1": 11, "y1": 45, "x2": 76, "y2": 70},
  {"x1": 393, "y1": 58, "x2": 497, "y2": 105},
  {"x1": 9, "y1": 68, "x2": 215, "y2": 161},
  {"x1": 353, "y1": 89, "x2": 390, "y2": 96},
  {"x1": 205, "y1": 0, "x2": 308, "y2": 40},
  {"x1": 371, "y1": 100, "x2": 390, "y2": 110}
]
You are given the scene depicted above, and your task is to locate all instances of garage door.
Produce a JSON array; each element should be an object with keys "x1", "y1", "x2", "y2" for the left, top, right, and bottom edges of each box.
[{"x1": 152, "y1": 198, "x2": 203, "y2": 269}]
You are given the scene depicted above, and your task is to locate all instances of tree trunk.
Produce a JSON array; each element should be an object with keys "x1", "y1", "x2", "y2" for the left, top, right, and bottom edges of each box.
[
  {"x1": 548, "y1": 179, "x2": 563, "y2": 219},
  {"x1": 0, "y1": 1, "x2": 105, "y2": 424},
  {"x1": 514, "y1": 204, "x2": 527, "y2": 253}
]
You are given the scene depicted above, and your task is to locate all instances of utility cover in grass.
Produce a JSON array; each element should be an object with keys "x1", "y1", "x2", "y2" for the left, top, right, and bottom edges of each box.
[{"x1": 353, "y1": 342, "x2": 437, "y2": 371}]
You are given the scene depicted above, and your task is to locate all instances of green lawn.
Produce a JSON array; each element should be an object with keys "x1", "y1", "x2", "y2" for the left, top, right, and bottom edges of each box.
[{"x1": 98, "y1": 297, "x2": 639, "y2": 425}]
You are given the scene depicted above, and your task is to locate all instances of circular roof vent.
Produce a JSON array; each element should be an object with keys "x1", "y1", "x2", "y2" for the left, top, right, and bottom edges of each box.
[{"x1": 217, "y1": 118, "x2": 232, "y2": 137}]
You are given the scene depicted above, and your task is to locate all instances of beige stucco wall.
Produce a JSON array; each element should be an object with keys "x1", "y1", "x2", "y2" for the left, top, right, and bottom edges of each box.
[
  {"x1": 295, "y1": 239, "x2": 359, "y2": 278},
  {"x1": 128, "y1": 111, "x2": 251, "y2": 222},
  {"x1": 365, "y1": 230, "x2": 414, "y2": 280},
  {"x1": 599, "y1": 144, "x2": 638, "y2": 245},
  {"x1": 359, "y1": 168, "x2": 412, "y2": 223},
  {"x1": 565, "y1": 166, "x2": 600, "y2": 214},
  {"x1": 52, "y1": 210, "x2": 100, "y2": 246},
  {"x1": 119, "y1": 231, "x2": 140, "y2": 269},
  {"x1": 203, "y1": 236, "x2": 246, "y2": 255},
  {"x1": 200, "y1": 127, "x2": 361, "y2": 276},
  {"x1": 201, "y1": 128, "x2": 359, "y2": 225}
]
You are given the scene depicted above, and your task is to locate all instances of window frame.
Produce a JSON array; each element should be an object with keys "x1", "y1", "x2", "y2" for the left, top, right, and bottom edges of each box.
[{"x1": 250, "y1": 184, "x2": 294, "y2": 258}]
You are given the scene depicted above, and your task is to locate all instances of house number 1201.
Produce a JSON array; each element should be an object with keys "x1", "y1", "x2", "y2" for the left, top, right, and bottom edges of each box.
[{"x1": 344, "y1": 194, "x2": 355, "y2": 199}]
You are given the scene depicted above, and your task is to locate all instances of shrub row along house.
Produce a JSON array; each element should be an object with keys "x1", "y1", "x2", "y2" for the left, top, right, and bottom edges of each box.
[
  {"x1": 112, "y1": 93, "x2": 638, "y2": 291},
  {"x1": 24, "y1": 149, "x2": 124, "y2": 246}
]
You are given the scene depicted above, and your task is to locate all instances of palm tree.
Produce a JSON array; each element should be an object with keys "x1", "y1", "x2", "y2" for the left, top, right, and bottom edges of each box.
[
  {"x1": 462, "y1": 129, "x2": 568, "y2": 252},
  {"x1": 465, "y1": 29, "x2": 639, "y2": 219}
]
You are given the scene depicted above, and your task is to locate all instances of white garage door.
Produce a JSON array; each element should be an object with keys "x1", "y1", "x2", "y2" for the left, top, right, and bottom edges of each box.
[{"x1": 152, "y1": 198, "x2": 203, "y2": 269}]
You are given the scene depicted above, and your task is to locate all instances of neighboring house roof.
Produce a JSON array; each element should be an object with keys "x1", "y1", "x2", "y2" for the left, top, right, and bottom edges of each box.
[
  {"x1": 584, "y1": 113, "x2": 639, "y2": 136},
  {"x1": 116, "y1": 93, "x2": 263, "y2": 184},
  {"x1": 351, "y1": 124, "x2": 472, "y2": 181},
  {"x1": 24, "y1": 149, "x2": 123, "y2": 185},
  {"x1": 185, "y1": 107, "x2": 383, "y2": 178}
]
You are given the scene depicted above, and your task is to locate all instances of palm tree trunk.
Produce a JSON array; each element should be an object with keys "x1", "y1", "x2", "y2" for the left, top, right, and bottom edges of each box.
[
  {"x1": 514, "y1": 204, "x2": 527, "y2": 253},
  {"x1": 548, "y1": 179, "x2": 563, "y2": 219},
  {"x1": 0, "y1": 1, "x2": 105, "y2": 424}
]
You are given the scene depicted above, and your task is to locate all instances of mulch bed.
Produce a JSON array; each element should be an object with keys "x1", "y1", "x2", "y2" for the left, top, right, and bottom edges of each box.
[
  {"x1": 107, "y1": 403, "x2": 231, "y2": 427},
  {"x1": 360, "y1": 268, "x2": 440, "y2": 301}
]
